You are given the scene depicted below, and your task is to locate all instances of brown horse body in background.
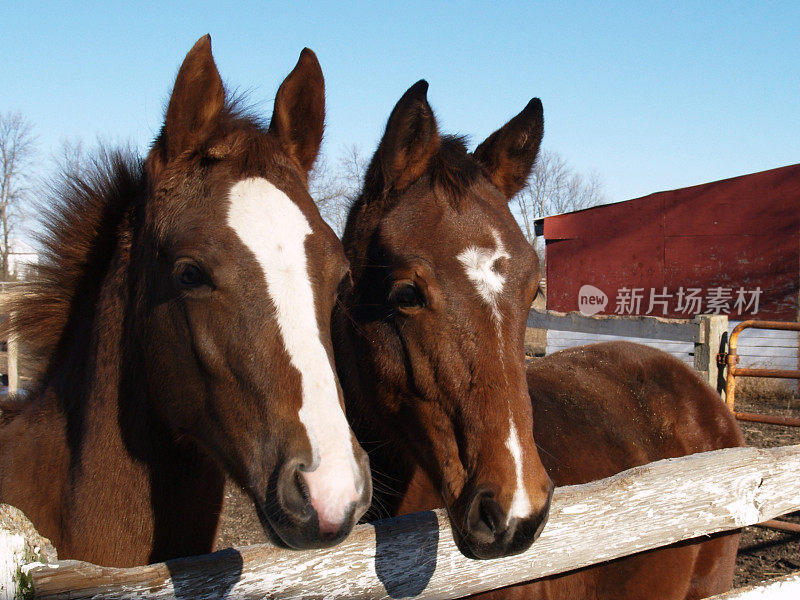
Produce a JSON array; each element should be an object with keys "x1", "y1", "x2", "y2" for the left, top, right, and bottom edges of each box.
[
  {"x1": 0, "y1": 37, "x2": 371, "y2": 567},
  {"x1": 336, "y1": 82, "x2": 743, "y2": 598},
  {"x1": 512, "y1": 343, "x2": 743, "y2": 600}
]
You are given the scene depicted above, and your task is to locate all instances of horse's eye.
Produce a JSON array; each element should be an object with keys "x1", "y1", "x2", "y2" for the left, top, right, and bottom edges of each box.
[
  {"x1": 174, "y1": 260, "x2": 208, "y2": 290},
  {"x1": 390, "y1": 283, "x2": 425, "y2": 311}
]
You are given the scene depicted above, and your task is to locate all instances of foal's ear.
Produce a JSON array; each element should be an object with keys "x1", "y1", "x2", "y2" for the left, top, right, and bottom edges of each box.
[
  {"x1": 269, "y1": 48, "x2": 325, "y2": 177},
  {"x1": 473, "y1": 98, "x2": 544, "y2": 200},
  {"x1": 162, "y1": 35, "x2": 226, "y2": 161},
  {"x1": 365, "y1": 80, "x2": 440, "y2": 196}
]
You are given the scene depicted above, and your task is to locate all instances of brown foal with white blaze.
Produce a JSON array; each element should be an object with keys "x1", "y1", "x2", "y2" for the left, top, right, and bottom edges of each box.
[
  {"x1": 335, "y1": 80, "x2": 553, "y2": 560},
  {"x1": 335, "y1": 81, "x2": 743, "y2": 599},
  {"x1": 0, "y1": 36, "x2": 371, "y2": 567}
]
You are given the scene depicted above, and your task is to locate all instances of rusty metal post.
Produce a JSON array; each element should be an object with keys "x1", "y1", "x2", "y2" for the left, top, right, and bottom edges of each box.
[
  {"x1": 723, "y1": 320, "x2": 800, "y2": 423},
  {"x1": 754, "y1": 519, "x2": 800, "y2": 534},
  {"x1": 721, "y1": 320, "x2": 800, "y2": 534}
]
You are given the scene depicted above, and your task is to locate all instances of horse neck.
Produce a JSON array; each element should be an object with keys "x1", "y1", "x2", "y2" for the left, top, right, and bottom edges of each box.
[
  {"x1": 41, "y1": 227, "x2": 136, "y2": 464},
  {"x1": 29, "y1": 228, "x2": 224, "y2": 564}
]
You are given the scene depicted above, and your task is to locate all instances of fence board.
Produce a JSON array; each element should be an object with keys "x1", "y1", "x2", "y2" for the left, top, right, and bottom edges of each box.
[
  {"x1": 735, "y1": 357, "x2": 798, "y2": 370},
  {"x1": 30, "y1": 444, "x2": 800, "y2": 600},
  {"x1": 527, "y1": 308, "x2": 700, "y2": 342},
  {"x1": 735, "y1": 338, "x2": 798, "y2": 348},
  {"x1": 546, "y1": 332, "x2": 693, "y2": 346},
  {"x1": 703, "y1": 572, "x2": 800, "y2": 599},
  {"x1": 545, "y1": 331, "x2": 694, "y2": 364},
  {"x1": 534, "y1": 311, "x2": 798, "y2": 376}
]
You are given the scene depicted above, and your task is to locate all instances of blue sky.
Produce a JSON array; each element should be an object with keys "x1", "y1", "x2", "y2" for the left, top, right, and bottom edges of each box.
[{"x1": 3, "y1": 1, "x2": 799, "y2": 204}]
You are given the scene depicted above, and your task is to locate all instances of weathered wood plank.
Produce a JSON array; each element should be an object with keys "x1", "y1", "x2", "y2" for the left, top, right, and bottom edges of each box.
[
  {"x1": 29, "y1": 444, "x2": 800, "y2": 600},
  {"x1": 735, "y1": 337, "x2": 799, "y2": 348},
  {"x1": 730, "y1": 347, "x2": 799, "y2": 358},
  {"x1": 527, "y1": 307, "x2": 700, "y2": 341},
  {"x1": 546, "y1": 332, "x2": 693, "y2": 345},
  {"x1": 1, "y1": 504, "x2": 58, "y2": 600},
  {"x1": 703, "y1": 572, "x2": 800, "y2": 599}
]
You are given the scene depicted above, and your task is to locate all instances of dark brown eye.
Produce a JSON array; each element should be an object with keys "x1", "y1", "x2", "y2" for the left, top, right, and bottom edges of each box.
[
  {"x1": 174, "y1": 260, "x2": 209, "y2": 290},
  {"x1": 390, "y1": 283, "x2": 425, "y2": 310}
]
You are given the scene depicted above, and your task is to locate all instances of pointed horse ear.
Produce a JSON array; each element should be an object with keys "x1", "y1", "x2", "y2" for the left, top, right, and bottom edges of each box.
[
  {"x1": 473, "y1": 98, "x2": 544, "y2": 200},
  {"x1": 364, "y1": 80, "x2": 440, "y2": 197},
  {"x1": 161, "y1": 35, "x2": 226, "y2": 162},
  {"x1": 269, "y1": 48, "x2": 325, "y2": 178}
]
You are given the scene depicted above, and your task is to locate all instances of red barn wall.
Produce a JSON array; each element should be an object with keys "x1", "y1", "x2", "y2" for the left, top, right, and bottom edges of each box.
[{"x1": 543, "y1": 164, "x2": 800, "y2": 321}]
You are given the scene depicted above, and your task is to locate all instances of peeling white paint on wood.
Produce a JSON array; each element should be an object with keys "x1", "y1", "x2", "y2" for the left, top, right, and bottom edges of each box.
[
  {"x1": 1, "y1": 504, "x2": 57, "y2": 600},
  {"x1": 30, "y1": 444, "x2": 800, "y2": 600},
  {"x1": 703, "y1": 572, "x2": 800, "y2": 599},
  {"x1": 1, "y1": 531, "x2": 29, "y2": 599}
]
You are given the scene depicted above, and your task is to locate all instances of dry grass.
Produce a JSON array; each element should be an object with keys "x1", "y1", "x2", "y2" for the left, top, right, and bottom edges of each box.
[
  {"x1": 525, "y1": 328, "x2": 547, "y2": 357},
  {"x1": 735, "y1": 376, "x2": 798, "y2": 405}
]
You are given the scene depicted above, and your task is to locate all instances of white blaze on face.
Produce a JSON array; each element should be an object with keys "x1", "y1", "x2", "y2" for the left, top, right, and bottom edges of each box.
[
  {"x1": 227, "y1": 177, "x2": 360, "y2": 532},
  {"x1": 456, "y1": 229, "x2": 510, "y2": 324},
  {"x1": 459, "y1": 227, "x2": 531, "y2": 522},
  {"x1": 505, "y1": 420, "x2": 532, "y2": 524}
]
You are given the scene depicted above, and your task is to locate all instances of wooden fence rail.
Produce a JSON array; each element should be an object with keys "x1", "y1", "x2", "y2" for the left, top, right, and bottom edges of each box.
[
  {"x1": 527, "y1": 309, "x2": 728, "y2": 389},
  {"x1": 26, "y1": 444, "x2": 800, "y2": 600},
  {"x1": 705, "y1": 572, "x2": 800, "y2": 599}
]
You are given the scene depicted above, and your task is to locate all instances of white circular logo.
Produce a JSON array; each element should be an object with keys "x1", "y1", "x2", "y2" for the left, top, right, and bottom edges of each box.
[{"x1": 578, "y1": 284, "x2": 608, "y2": 316}]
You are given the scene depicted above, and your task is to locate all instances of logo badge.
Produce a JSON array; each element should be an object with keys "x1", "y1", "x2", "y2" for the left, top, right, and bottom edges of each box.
[{"x1": 578, "y1": 284, "x2": 608, "y2": 316}]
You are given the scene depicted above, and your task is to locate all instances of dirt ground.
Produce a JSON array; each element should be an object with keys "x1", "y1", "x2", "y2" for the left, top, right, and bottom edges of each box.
[
  {"x1": 731, "y1": 389, "x2": 800, "y2": 587},
  {"x1": 214, "y1": 383, "x2": 800, "y2": 590}
]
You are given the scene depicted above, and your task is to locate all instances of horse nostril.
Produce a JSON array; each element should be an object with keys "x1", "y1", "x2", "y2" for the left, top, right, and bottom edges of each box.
[
  {"x1": 480, "y1": 496, "x2": 505, "y2": 536},
  {"x1": 466, "y1": 489, "x2": 507, "y2": 543},
  {"x1": 277, "y1": 462, "x2": 312, "y2": 522}
]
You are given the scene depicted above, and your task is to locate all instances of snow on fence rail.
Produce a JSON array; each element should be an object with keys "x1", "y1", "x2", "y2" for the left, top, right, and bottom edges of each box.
[{"x1": 19, "y1": 444, "x2": 800, "y2": 600}]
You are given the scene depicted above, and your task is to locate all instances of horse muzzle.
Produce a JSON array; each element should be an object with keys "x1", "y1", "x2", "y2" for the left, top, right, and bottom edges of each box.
[
  {"x1": 261, "y1": 449, "x2": 372, "y2": 549},
  {"x1": 454, "y1": 481, "x2": 553, "y2": 559}
]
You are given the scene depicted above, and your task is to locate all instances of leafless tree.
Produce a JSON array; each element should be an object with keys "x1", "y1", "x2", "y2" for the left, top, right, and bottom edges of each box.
[
  {"x1": 513, "y1": 148, "x2": 606, "y2": 255},
  {"x1": 51, "y1": 137, "x2": 89, "y2": 179},
  {"x1": 309, "y1": 144, "x2": 367, "y2": 237},
  {"x1": 309, "y1": 154, "x2": 345, "y2": 235},
  {"x1": 0, "y1": 112, "x2": 37, "y2": 280}
]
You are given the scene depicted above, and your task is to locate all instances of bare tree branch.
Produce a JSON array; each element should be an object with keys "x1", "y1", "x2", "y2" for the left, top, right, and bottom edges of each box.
[
  {"x1": 309, "y1": 144, "x2": 367, "y2": 237},
  {"x1": 0, "y1": 112, "x2": 38, "y2": 280},
  {"x1": 50, "y1": 137, "x2": 89, "y2": 179},
  {"x1": 512, "y1": 148, "x2": 607, "y2": 259}
]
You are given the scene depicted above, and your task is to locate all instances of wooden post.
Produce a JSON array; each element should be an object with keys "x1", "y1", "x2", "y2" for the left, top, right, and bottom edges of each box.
[
  {"x1": 7, "y1": 312, "x2": 17, "y2": 394},
  {"x1": 693, "y1": 314, "x2": 727, "y2": 393}
]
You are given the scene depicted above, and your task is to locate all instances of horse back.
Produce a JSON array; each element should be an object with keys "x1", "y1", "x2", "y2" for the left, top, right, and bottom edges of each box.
[
  {"x1": 521, "y1": 341, "x2": 743, "y2": 600},
  {"x1": 528, "y1": 341, "x2": 744, "y2": 485}
]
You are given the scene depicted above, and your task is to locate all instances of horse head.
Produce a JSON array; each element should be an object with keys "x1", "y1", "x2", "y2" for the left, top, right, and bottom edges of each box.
[
  {"x1": 136, "y1": 37, "x2": 371, "y2": 549},
  {"x1": 341, "y1": 81, "x2": 552, "y2": 559}
]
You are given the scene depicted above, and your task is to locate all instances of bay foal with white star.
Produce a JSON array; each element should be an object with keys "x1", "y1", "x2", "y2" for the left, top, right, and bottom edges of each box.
[
  {"x1": 334, "y1": 81, "x2": 743, "y2": 598},
  {"x1": 335, "y1": 81, "x2": 553, "y2": 560}
]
